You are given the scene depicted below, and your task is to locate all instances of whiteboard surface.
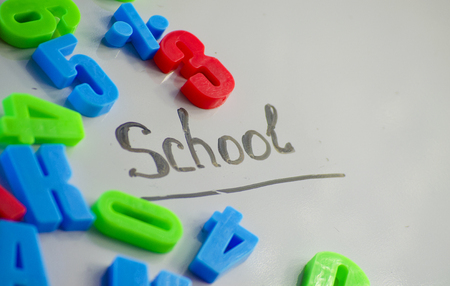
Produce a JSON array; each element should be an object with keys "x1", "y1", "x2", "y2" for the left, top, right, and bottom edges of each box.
[{"x1": 1, "y1": 0, "x2": 450, "y2": 285}]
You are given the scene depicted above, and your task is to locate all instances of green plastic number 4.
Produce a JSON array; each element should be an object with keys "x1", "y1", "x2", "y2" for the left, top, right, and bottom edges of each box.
[
  {"x1": 0, "y1": 93, "x2": 84, "y2": 146},
  {"x1": 301, "y1": 251, "x2": 370, "y2": 286},
  {"x1": 0, "y1": 0, "x2": 80, "y2": 48}
]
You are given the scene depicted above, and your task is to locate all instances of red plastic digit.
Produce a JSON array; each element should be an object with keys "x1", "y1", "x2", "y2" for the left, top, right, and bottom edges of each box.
[
  {"x1": 154, "y1": 30, "x2": 235, "y2": 109},
  {"x1": 0, "y1": 184, "x2": 26, "y2": 221}
]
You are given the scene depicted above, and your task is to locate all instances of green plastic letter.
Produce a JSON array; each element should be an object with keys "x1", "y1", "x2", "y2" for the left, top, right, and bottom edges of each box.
[
  {"x1": 0, "y1": 93, "x2": 84, "y2": 146},
  {"x1": 91, "y1": 190, "x2": 183, "y2": 253},
  {"x1": 301, "y1": 251, "x2": 370, "y2": 286},
  {"x1": 0, "y1": 0, "x2": 80, "y2": 48}
]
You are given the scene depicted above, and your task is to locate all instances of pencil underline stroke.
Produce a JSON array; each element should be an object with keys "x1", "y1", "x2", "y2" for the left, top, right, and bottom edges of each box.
[{"x1": 141, "y1": 173, "x2": 345, "y2": 201}]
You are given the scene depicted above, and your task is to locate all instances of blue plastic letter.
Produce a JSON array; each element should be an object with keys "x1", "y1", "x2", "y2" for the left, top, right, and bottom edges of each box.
[
  {"x1": 146, "y1": 15, "x2": 169, "y2": 41},
  {"x1": 105, "y1": 256, "x2": 148, "y2": 286},
  {"x1": 151, "y1": 270, "x2": 192, "y2": 286},
  {"x1": 32, "y1": 33, "x2": 118, "y2": 117},
  {"x1": 0, "y1": 144, "x2": 95, "y2": 232},
  {"x1": 105, "y1": 22, "x2": 133, "y2": 47},
  {"x1": 188, "y1": 206, "x2": 259, "y2": 283},
  {"x1": 0, "y1": 220, "x2": 50, "y2": 285},
  {"x1": 104, "y1": 256, "x2": 192, "y2": 286},
  {"x1": 105, "y1": 3, "x2": 168, "y2": 60}
]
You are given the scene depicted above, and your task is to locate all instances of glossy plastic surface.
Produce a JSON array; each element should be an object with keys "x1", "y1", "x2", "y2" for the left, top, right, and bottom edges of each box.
[
  {"x1": 0, "y1": 0, "x2": 80, "y2": 48},
  {"x1": 0, "y1": 184, "x2": 26, "y2": 221},
  {"x1": 105, "y1": 256, "x2": 148, "y2": 286},
  {"x1": 300, "y1": 251, "x2": 370, "y2": 286},
  {"x1": 104, "y1": 256, "x2": 192, "y2": 286},
  {"x1": 32, "y1": 34, "x2": 118, "y2": 117},
  {"x1": 0, "y1": 144, "x2": 95, "y2": 232},
  {"x1": 0, "y1": 93, "x2": 84, "y2": 146},
  {"x1": 0, "y1": 220, "x2": 49, "y2": 285},
  {"x1": 151, "y1": 270, "x2": 192, "y2": 286},
  {"x1": 105, "y1": 21, "x2": 133, "y2": 48},
  {"x1": 105, "y1": 3, "x2": 166, "y2": 60},
  {"x1": 146, "y1": 15, "x2": 169, "y2": 41},
  {"x1": 154, "y1": 30, "x2": 235, "y2": 109},
  {"x1": 188, "y1": 206, "x2": 258, "y2": 283},
  {"x1": 91, "y1": 190, "x2": 183, "y2": 253}
]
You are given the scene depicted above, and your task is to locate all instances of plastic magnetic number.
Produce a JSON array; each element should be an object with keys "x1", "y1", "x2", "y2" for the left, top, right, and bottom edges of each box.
[
  {"x1": 104, "y1": 256, "x2": 192, "y2": 286},
  {"x1": 32, "y1": 33, "x2": 119, "y2": 117},
  {"x1": 0, "y1": 93, "x2": 84, "y2": 146},
  {"x1": 0, "y1": 220, "x2": 50, "y2": 286},
  {"x1": 0, "y1": 183, "x2": 26, "y2": 221},
  {"x1": 300, "y1": 251, "x2": 370, "y2": 286},
  {"x1": 0, "y1": 0, "x2": 80, "y2": 48},
  {"x1": 91, "y1": 190, "x2": 183, "y2": 253},
  {"x1": 189, "y1": 206, "x2": 258, "y2": 283},
  {"x1": 154, "y1": 30, "x2": 235, "y2": 109},
  {"x1": 0, "y1": 144, "x2": 95, "y2": 233},
  {"x1": 104, "y1": 3, "x2": 168, "y2": 60}
]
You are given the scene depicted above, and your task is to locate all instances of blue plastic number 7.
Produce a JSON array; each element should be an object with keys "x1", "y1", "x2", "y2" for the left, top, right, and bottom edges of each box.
[{"x1": 32, "y1": 33, "x2": 118, "y2": 117}]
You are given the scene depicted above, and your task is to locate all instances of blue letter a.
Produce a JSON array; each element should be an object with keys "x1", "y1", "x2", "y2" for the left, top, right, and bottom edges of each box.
[{"x1": 0, "y1": 220, "x2": 49, "y2": 286}]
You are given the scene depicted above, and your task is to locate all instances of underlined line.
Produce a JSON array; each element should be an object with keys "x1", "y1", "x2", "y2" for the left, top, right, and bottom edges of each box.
[{"x1": 141, "y1": 173, "x2": 345, "y2": 201}]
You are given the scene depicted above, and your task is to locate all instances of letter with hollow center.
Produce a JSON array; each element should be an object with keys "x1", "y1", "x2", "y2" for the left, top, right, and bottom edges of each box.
[
  {"x1": 115, "y1": 122, "x2": 170, "y2": 178},
  {"x1": 218, "y1": 135, "x2": 244, "y2": 165},
  {"x1": 0, "y1": 0, "x2": 80, "y2": 48},
  {"x1": 242, "y1": 130, "x2": 271, "y2": 160},
  {"x1": 300, "y1": 251, "x2": 370, "y2": 286},
  {"x1": 189, "y1": 206, "x2": 258, "y2": 283},
  {"x1": 0, "y1": 93, "x2": 85, "y2": 146},
  {"x1": 0, "y1": 220, "x2": 50, "y2": 285},
  {"x1": 91, "y1": 190, "x2": 183, "y2": 253}
]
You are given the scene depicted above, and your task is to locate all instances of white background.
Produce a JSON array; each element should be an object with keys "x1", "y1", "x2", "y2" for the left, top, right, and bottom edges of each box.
[{"x1": 1, "y1": 0, "x2": 450, "y2": 285}]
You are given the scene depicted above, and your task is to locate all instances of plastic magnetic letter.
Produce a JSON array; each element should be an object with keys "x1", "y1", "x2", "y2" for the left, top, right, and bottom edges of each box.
[
  {"x1": 0, "y1": 220, "x2": 50, "y2": 285},
  {"x1": 91, "y1": 190, "x2": 183, "y2": 253},
  {"x1": 300, "y1": 251, "x2": 370, "y2": 286},
  {"x1": 146, "y1": 15, "x2": 169, "y2": 41},
  {"x1": 105, "y1": 3, "x2": 168, "y2": 60},
  {"x1": 0, "y1": 184, "x2": 26, "y2": 221},
  {"x1": 151, "y1": 270, "x2": 192, "y2": 286},
  {"x1": 188, "y1": 206, "x2": 258, "y2": 283},
  {"x1": 104, "y1": 256, "x2": 148, "y2": 286},
  {"x1": 154, "y1": 30, "x2": 235, "y2": 109},
  {"x1": 0, "y1": 93, "x2": 84, "y2": 146},
  {"x1": 0, "y1": 0, "x2": 80, "y2": 48},
  {"x1": 104, "y1": 256, "x2": 192, "y2": 286},
  {"x1": 32, "y1": 33, "x2": 119, "y2": 117},
  {"x1": 0, "y1": 144, "x2": 95, "y2": 232},
  {"x1": 105, "y1": 21, "x2": 133, "y2": 48}
]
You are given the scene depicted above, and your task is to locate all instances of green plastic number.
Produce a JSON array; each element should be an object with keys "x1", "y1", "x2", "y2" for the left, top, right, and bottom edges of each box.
[
  {"x1": 91, "y1": 190, "x2": 183, "y2": 253},
  {"x1": 301, "y1": 251, "x2": 370, "y2": 286},
  {"x1": 0, "y1": 93, "x2": 84, "y2": 146},
  {"x1": 0, "y1": 0, "x2": 80, "y2": 48}
]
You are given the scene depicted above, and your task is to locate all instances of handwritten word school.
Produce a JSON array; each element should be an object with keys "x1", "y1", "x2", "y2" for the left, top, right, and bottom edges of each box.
[
  {"x1": 0, "y1": 0, "x2": 369, "y2": 285},
  {"x1": 115, "y1": 104, "x2": 295, "y2": 179}
]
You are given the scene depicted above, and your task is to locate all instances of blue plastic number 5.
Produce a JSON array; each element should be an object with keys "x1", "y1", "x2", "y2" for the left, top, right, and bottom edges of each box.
[{"x1": 32, "y1": 33, "x2": 118, "y2": 117}]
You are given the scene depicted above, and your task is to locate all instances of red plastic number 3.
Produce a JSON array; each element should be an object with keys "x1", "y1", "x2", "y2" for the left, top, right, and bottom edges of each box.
[{"x1": 154, "y1": 30, "x2": 235, "y2": 109}]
